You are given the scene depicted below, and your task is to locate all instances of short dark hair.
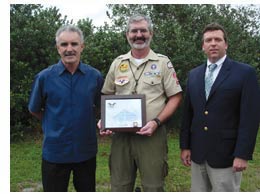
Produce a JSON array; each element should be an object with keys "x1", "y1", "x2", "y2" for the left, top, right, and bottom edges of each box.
[{"x1": 202, "y1": 23, "x2": 227, "y2": 43}]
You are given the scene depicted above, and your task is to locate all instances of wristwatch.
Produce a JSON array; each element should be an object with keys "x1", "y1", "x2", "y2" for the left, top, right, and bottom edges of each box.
[{"x1": 152, "y1": 118, "x2": 161, "y2": 127}]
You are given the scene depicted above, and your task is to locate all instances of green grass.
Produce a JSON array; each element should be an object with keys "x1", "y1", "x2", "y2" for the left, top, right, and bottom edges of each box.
[{"x1": 10, "y1": 131, "x2": 260, "y2": 192}]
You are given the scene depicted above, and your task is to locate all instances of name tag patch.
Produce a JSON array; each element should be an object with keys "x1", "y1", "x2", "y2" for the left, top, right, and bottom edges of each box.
[{"x1": 144, "y1": 71, "x2": 161, "y2": 77}]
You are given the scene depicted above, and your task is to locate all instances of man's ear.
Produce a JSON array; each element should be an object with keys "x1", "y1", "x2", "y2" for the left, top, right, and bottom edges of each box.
[{"x1": 81, "y1": 43, "x2": 85, "y2": 49}]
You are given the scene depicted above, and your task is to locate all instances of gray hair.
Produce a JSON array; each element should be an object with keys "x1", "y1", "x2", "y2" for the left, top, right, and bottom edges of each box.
[
  {"x1": 55, "y1": 25, "x2": 84, "y2": 44},
  {"x1": 126, "y1": 14, "x2": 153, "y2": 33}
]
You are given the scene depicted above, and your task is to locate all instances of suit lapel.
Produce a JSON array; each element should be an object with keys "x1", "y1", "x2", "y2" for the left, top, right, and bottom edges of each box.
[{"x1": 208, "y1": 57, "x2": 231, "y2": 100}]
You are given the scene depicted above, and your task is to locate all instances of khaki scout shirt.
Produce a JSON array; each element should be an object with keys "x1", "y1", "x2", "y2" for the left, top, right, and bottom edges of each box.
[{"x1": 102, "y1": 49, "x2": 182, "y2": 121}]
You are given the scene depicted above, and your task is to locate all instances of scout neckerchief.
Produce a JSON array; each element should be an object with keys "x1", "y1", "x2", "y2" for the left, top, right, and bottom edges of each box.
[{"x1": 128, "y1": 59, "x2": 148, "y2": 94}]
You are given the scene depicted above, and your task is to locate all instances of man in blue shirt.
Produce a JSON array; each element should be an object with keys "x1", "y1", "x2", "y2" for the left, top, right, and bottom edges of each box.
[{"x1": 28, "y1": 25, "x2": 103, "y2": 191}]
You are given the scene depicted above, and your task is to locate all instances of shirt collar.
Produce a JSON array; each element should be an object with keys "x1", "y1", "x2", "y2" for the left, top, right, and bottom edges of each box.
[
  {"x1": 57, "y1": 60, "x2": 87, "y2": 75},
  {"x1": 121, "y1": 49, "x2": 159, "y2": 61},
  {"x1": 207, "y1": 55, "x2": 227, "y2": 67}
]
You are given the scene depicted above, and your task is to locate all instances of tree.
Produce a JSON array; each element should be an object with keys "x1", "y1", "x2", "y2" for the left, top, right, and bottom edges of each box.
[
  {"x1": 80, "y1": 22, "x2": 129, "y2": 75},
  {"x1": 107, "y1": 4, "x2": 260, "y2": 129},
  {"x1": 108, "y1": 4, "x2": 260, "y2": 78},
  {"x1": 10, "y1": 4, "x2": 260, "y2": 140},
  {"x1": 10, "y1": 4, "x2": 68, "y2": 140}
]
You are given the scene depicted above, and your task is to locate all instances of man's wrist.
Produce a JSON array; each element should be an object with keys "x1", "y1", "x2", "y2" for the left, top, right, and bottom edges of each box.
[{"x1": 152, "y1": 118, "x2": 161, "y2": 127}]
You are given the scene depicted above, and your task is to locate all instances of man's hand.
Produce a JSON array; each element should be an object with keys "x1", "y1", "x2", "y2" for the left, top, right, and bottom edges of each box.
[
  {"x1": 180, "y1": 149, "x2": 191, "y2": 167},
  {"x1": 233, "y1": 157, "x2": 248, "y2": 172},
  {"x1": 99, "y1": 129, "x2": 113, "y2": 136},
  {"x1": 136, "y1": 120, "x2": 157, "y2": 136},
  {"x1": 97, "y1": 119, "x2": 113, "y2": 136}
]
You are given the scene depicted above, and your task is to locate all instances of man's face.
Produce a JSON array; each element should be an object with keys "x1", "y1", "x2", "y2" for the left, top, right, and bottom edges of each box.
[
  {"x1": 126, "y1": 20, "x2": 153, "y2": 50},
  {"x1": 202, "y1": 30, "x2": 228, "y2": 63},
  {"x1": 56, "y1": 31, "x2": 84, "y2": 65}
]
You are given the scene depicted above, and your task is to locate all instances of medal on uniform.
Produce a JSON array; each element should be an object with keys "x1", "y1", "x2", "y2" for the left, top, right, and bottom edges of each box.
[{"x1": 119, "y1": 63, "x2": 129, "y2": 72}]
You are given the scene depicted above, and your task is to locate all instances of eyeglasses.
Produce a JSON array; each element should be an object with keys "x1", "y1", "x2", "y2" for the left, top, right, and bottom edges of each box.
[{"x1": 129, "y1": 29, "x2": 148, "y2": 34}]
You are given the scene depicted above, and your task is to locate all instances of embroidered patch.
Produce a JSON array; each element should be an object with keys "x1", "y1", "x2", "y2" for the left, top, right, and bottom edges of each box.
[
  {"x1": 167, "y1": 61, "x2": 173, "y2": 69},
  {"x1": 119, "y1": 63, "x2": 129, "y2": 72},
  {"x1": 144, "y1": 71, "x2": 161, "y2": 77},
  {"x1": 151, "y1": 64, "x2": 157, "y2": 70},
  {"x1": 115, "y1": 76, "x2": 129, "y2": 85},
  {"x1": 172, "y1": 72, "x2": 180, "y2": 85},
  {"x1": 144, "y1": 72, "x2": 153, "y2": 76}
]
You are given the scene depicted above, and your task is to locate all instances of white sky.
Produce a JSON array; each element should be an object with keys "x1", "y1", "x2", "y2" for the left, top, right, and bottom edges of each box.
[
  {"x1": 9, "y1": 0, "x2": 260, "y2": 26},
  {"x1": 42, "y1": 2, "x2": 111, "y2": 26}
]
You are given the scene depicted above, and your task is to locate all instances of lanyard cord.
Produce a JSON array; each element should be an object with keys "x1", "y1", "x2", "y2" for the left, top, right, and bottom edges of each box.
[{"x1": 128, "y1": 59, "x2": 148, "y2": 94}]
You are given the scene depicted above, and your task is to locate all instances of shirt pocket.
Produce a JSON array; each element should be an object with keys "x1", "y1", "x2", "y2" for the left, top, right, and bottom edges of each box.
[{"x1": 142, "y1": 77, "x2": 162, "y2": 93}]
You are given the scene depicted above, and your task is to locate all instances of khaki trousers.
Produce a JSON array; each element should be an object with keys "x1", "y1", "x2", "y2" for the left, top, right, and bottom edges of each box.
[
  {"x1": 191, "y1": 161, "x2": 242, "y2": 192},
  {"x1": 109, "y1": 126, "x2": 168, "y2": 192}
]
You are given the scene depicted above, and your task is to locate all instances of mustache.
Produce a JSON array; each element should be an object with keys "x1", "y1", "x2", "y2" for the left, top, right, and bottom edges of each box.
[
  {"x1": 64, "y1": 51, "x2": 75, "y2": 56},
  {"x1": 133, "y1": 37, "x2": 146, "y2": 42}
]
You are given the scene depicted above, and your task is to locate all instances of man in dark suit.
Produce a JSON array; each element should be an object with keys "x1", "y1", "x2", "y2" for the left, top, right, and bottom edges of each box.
[{"x1": 180, "y1": 23, "x2": 260, "y2": 191}]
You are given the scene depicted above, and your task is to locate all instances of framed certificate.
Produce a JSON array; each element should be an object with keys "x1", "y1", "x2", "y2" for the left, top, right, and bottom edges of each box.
[{"x1": 101, "y1": 94, "x2": 146, "y2": 132}]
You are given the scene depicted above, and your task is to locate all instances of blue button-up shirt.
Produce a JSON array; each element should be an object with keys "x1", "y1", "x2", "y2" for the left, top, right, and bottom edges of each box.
[{"x1": 28, "y1": 60, "x2": 103, "y2": 163}]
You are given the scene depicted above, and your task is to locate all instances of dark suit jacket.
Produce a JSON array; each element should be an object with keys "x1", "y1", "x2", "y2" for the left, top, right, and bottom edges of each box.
[{"x1": 180, "y1": 57, "x2": 260, "y2": 168}]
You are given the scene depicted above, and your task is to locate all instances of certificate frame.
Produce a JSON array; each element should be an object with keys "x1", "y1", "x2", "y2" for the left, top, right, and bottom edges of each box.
[{"x1": 101, "y1": 94, "x2": 146, "y2": 132}]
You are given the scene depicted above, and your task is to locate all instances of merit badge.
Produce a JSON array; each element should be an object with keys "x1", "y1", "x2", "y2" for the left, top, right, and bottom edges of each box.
[
  {"x1": 151, "y1": 64, "x2": 157, "y2": 70},
  {"x1": 167, "y1": 61, "x2": 173, "y2": 69},
  {"x1": 119, "y1": 63, "x2": 129, "y2": 72},
  {"x1": 115, "y1": 76, "x2": 129, "y2": 86}
]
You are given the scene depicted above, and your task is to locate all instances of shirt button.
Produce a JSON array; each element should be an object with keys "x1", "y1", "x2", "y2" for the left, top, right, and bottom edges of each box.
[
  {"x1": 204, "y1": 111, "x2": 209, "y2": 115},
  {"x1": 204, "y1": 126, "x2": 208, "y2": 131},
  {"x1": 151, "y1": 81, "x2": 154, "y2": 84}
]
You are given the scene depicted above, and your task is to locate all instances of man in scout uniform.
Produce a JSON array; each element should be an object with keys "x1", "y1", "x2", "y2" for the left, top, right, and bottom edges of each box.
[{"x1": 99, "y1": 14, "x2": 182, "y2": 191}]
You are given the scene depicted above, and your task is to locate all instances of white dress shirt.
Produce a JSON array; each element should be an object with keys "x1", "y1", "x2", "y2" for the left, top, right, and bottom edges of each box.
[{"x1": 205, "y1": 55, "x2": 226, "y2": 83}]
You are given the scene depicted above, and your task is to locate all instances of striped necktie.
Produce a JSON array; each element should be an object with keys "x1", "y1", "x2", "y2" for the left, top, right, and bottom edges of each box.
[{"x1": 205, "y1": 64, "x2": 217, "y2": 99}]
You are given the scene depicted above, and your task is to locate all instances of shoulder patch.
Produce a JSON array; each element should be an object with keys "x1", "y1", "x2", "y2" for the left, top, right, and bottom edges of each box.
[{"x1": 167, "y1": 61, "x2": 173, "y2": 69}]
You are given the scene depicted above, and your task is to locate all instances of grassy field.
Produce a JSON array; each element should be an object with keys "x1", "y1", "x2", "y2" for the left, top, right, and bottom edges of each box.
[{"x1": 10, "y1": 131, "x2": 260, "y2": 192}]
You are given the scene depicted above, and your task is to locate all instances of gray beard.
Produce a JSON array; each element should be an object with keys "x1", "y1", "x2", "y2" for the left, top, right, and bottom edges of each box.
[{"x1": 128, "y1": 38, "x2": 151, "y2": 50}]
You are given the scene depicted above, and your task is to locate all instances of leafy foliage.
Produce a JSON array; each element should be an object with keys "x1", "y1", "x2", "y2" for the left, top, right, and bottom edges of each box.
[
  {"x1": 10, "y1": 4, "x2": 68, "y2": 141},
  {"x1": 78, "y1": 21, "x2": 129, "y2": 75},
  {"x1": 107, "y1": 4, "x2": 260, "y2": 128},
  {"x1": 108, "y1": 4, "x2": 260, "y2": 82},
  {"x1": 10, "y1": 4, "x2": 260, "y2": 141}
]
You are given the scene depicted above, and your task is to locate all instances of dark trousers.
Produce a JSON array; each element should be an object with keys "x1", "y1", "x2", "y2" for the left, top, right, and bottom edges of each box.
[{"x1": 42, "y1": 157, "x2": 96, "y2": 192}]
